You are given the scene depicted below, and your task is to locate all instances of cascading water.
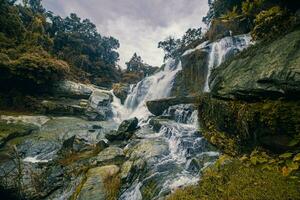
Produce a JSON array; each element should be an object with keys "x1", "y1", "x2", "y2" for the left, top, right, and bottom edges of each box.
[
  {"x1": 111, "y1": 34, "x2": 252, "y2": 200},
  {"x1": 112, "y1": 59, "x2": 182, "y2": 122},
  {"x1": 204, "y1": 34, "x2": 252, "y2": 92}
]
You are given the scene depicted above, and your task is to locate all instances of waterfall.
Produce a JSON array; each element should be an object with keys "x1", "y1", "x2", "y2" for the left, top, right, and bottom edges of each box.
[
  {"x1": 204, "y1": 34, "x2": 252, "y2": 92},
  {"x1": 112, "y1": 59, "x2": 182, "y2": 121},
  {"x1": 112, "y1": 34, "x2": 252, "y2": 200}
]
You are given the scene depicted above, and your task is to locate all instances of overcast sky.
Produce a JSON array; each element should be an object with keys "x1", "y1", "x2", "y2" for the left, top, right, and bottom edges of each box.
[{"x1": 43, "y1": 0, "x2": 209, "y2": 68}]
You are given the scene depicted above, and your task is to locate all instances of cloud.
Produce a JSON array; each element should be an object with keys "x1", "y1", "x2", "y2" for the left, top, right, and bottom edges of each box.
[{"x1": 43, "y1": 0, "x2": 209, "y2": 67}]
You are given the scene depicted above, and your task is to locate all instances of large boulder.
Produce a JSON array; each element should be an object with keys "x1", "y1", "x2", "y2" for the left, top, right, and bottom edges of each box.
[
  {"x1": 85, "y1": 90, "x2": 113, "y2": 121},
  {"x1": 112, "y1": 83, "x2": 130, "y2": 104},
  {"x1": 0, "y1": 121, "x2": 37, "y2": 148},
  {"x1": 210, "y1": 29, "x2": 300, "y2": 100},
  {"x1": 171, "y1": 50, "x2": 209, "y2": 96},
  {"x1": 118, "y1": 117, "x2": 139, "y2": 132},
  {"x1": 146, "y1": 96, "x2": 198, "y2": 116},
  {"x1": 105, "y1": 118, "x2": 139, "y2": 141},
  {"x1": 77, "y1": 165, "x2": 120, "y2": 200},
  {"x1": 53, "y1": 80, "x2": 93, "y2": 99}
]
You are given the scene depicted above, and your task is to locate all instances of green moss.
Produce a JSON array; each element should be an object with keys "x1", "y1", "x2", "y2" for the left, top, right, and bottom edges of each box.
[
  {"x1": 168, "y1": 158, "x2": 300, "y2": 200},
  {"x1": 198, "y1": 95, "x2": 300, "y2": 154},
  {"x1": 0, "y1": 121, "x2": 37, "y2": 147}
]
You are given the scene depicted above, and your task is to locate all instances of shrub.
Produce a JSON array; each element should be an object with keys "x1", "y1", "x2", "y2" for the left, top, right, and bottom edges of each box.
[{"x1": 251, "y1": 6, "x2": 296, "y2": 40}]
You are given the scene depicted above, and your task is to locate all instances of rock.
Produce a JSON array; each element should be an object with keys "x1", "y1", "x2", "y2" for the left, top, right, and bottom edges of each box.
[
  {"x1": 94, "y1": 146, "x2": 125, "y2": 165},
  {"x1": 146, "y1": 96, "x2": 198, "y2": 116},
  {"x1": 112, "y1": 83, "x2": 130, "y2": 104},
  {"x1": 41, "y1": 100, "x2": 86, "y2": 116},
  {"x1": 206, "y1": 17, "x2": 251, "y2": 42},
  {"x1": 105, "y1": 118, "x2": 139, "y2": 141},
  {"x1": 105, "y1": 130, "x2": 132, "y2": 141},
  {"x1": 198, "y1": 94, "x2": 300, "y2": 154},
  {"x1": 0, "y1": 115, "x2": 50, "y2": 127},
  {"x1": 171, "y1": 50, "x2": 209, "y2": 96},
  {"x1": 210, "y1": 29, "x2": 300, "y2": 100},
  {"x1": 118, "y1": 117, "x2": 139, "y2": 132},
  {"x1": 0, "y1": 121, "x2": 37, "y2": 148},
  {"x1": 86, "y1": 90, "x2": 113, "y2": 121},
  {"x1": 149, "y1": 116, "x2": 172, "y2": 132},
  {"x1": 53, "y1": 80, "x2": 93, "y2": 99},
  {"x1": 120, "y1": 160, "x2": 133, "y2": 182},
  {"x1": 60, "y1": 135, "x2": 95, "y2": 154},
  {"x1": 96, "y1": 140, "x2": 109, "y2": 152},
  {"x1": 77, "y1": 165, "x2": 120, "y2": 200}
]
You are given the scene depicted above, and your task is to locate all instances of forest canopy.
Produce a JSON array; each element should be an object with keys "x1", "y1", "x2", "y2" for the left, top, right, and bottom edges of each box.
[{"x1": 0, "y1": 0, "x2": 121, "y2": 89}]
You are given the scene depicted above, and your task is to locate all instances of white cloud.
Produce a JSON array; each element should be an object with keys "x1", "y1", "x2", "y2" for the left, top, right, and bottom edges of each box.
[{"x1": 43, "y1": 0, "x2": 209, "y2": 68}]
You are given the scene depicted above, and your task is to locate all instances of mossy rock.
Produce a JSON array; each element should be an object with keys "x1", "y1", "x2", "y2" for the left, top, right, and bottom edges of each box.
[
  {"x1": 198, "y1": 94, "x2": 300, "y2": 154},
  {"x1": 0, "y1": 121, "x2": 37, "y2": 148},
  {"x1": 210, "y1": 28, "x2": 300, "y2": 100},
  {"x1": 171, "y1": 50, "x2": 208, "y2": 96}
]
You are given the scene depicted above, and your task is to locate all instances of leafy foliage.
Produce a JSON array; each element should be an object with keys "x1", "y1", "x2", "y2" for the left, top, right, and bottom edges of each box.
[
  {"x1": 158, "y1": 28, "x2": 202, "y2": 61},
  {"x1": 251, "y1": 6, "x2": 295, "y2": 40},
  {"x1": 0, "y1": 0, "x2": 121, "y2": 89}
]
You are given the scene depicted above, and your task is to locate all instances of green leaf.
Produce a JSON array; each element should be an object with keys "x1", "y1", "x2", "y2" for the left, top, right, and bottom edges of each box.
[
  {"x1": 288, "y1": 139, "x2": 300, "y2": 147},
  {"x1": 279, "y1": 153, "x2": 293, "y2": 159},
  {"x1": 293, "y1": 153, "x2": 300, "y2": 162}
]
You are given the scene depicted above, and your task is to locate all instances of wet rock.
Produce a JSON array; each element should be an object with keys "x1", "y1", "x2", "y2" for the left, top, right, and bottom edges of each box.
[
  {"x1": 96, "y1": 140, "x2": 109, "y2": 152},
  {"x1": 85, "y1": 90, "x2": 113, "y2": 121},
  {"x1": 41, "y1": 100, "x2": 86, "y2": 116},
  {"x1": 210, "y1": 29, "x2": 300, "y2": 100},
  {"x1": 0, "y1": 121, "x2": 37, "y2": 148},
  {"x1": 105, "y1": 118, "x2": 139, "y2": 141},
  {"x1": 171, "y1": 50, "x2": 208, "y2": 96},
  {"x1": 118, "y1": 117, "x2": 139, "y2": 132},
  {"x1": 60, "y1": 135, "x2": 96, "y2": 154},
  {"x1": 112, "y1": 83, "x2": 130, "y2": 104},
  {"x1": 120, "y1": 161, "x2": 134, "y2": 182},
  {"x1": 149, "y1": 116, "x2": 172, "y2": 132},
  {"x1": 94, "y1": 146, "x2": 125, "y2": 166},
  {"x1": 146, "y1": 96, "x2": 198, "y2": 116},
  {"x1": 77, "y1": 165, "x2": 120, "y2": 200}
]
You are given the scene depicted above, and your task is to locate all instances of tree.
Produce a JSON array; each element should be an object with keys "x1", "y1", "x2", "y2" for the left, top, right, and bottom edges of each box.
[
  {"x1": 126, "y1": 53, "x2": 143, "y2": 72},
  {"x1": 158, "y1": 37, "x2": 181, "y2": 61},
  {"x1": 29, "y1": 0, "x2": 45, "y2": 13},
  {"x1": 181, "y1": 28, "x2": 202, "y2": 47}
]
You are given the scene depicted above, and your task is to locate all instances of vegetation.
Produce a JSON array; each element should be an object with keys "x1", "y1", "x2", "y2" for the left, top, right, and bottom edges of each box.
[
  {"x1": 0, "y1": 0, "x2": 121, "y2": 90},
  {"x1": 205, "y1": 0, "x2": 300, "y2": 41},
  {"x1": 121, "y1": 53, "x2": 158, "y2": 84},
  {"x1": 168, "y1": 154, "x2": 300, "y2": 200},
  {"x1": 158, "y1": 28, "x2": 202, "y2": 61}
]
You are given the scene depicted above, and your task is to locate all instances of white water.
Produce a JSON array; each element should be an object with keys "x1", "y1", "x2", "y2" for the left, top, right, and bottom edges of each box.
[
  {"x1": 204, "y1": 34, "x2": 252, "y2": 92},
  {"x1": 112, "y1": 59, "x2": 182, "y2": 122}
]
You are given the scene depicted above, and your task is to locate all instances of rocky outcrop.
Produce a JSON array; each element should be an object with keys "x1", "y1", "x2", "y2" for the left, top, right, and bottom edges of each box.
[
  {"x1": 206, "y1": 17, "x2": 252, "y2": 42},
  {"x1": 112, "y1": 83, "x2": 130, "y2": 104},
  {"x1": 146, "y1": 96, "x2": 198, "y2": 116},
  {"x1": 199, "y1": 29, "x2": 300, "y2": 155},
  {"x1": 171, "y1": 50, "x2": 209, "y2": 96},
  {"x1": 77, "y1": 165, "x2": 120, "y2": 200},
  {"x1": 105, "y1": 118, "x2": 139, "y2": 141},
  {"x1": 198, "y1": 94, "x2": 300, "y2": 154},
  {"x1": 209, "y1": 29, "x2": 300, "y2": 100}
]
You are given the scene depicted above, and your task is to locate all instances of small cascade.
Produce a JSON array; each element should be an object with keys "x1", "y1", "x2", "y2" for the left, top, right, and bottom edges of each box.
[
  {"x1": 112, "y1": 59, "x2": 182, "y2": 121},
  {"x1": 204, "y1": 34, "x2": 252, "y2": 92}
]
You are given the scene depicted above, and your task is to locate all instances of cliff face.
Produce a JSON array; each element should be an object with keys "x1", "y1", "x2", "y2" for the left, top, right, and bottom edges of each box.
[
  {"x1": 171, "y1": 50, "x2": 209, "y2": 96},
  {"x1": 198, "y1": 28, "x2": 300, "y2": 154}
]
